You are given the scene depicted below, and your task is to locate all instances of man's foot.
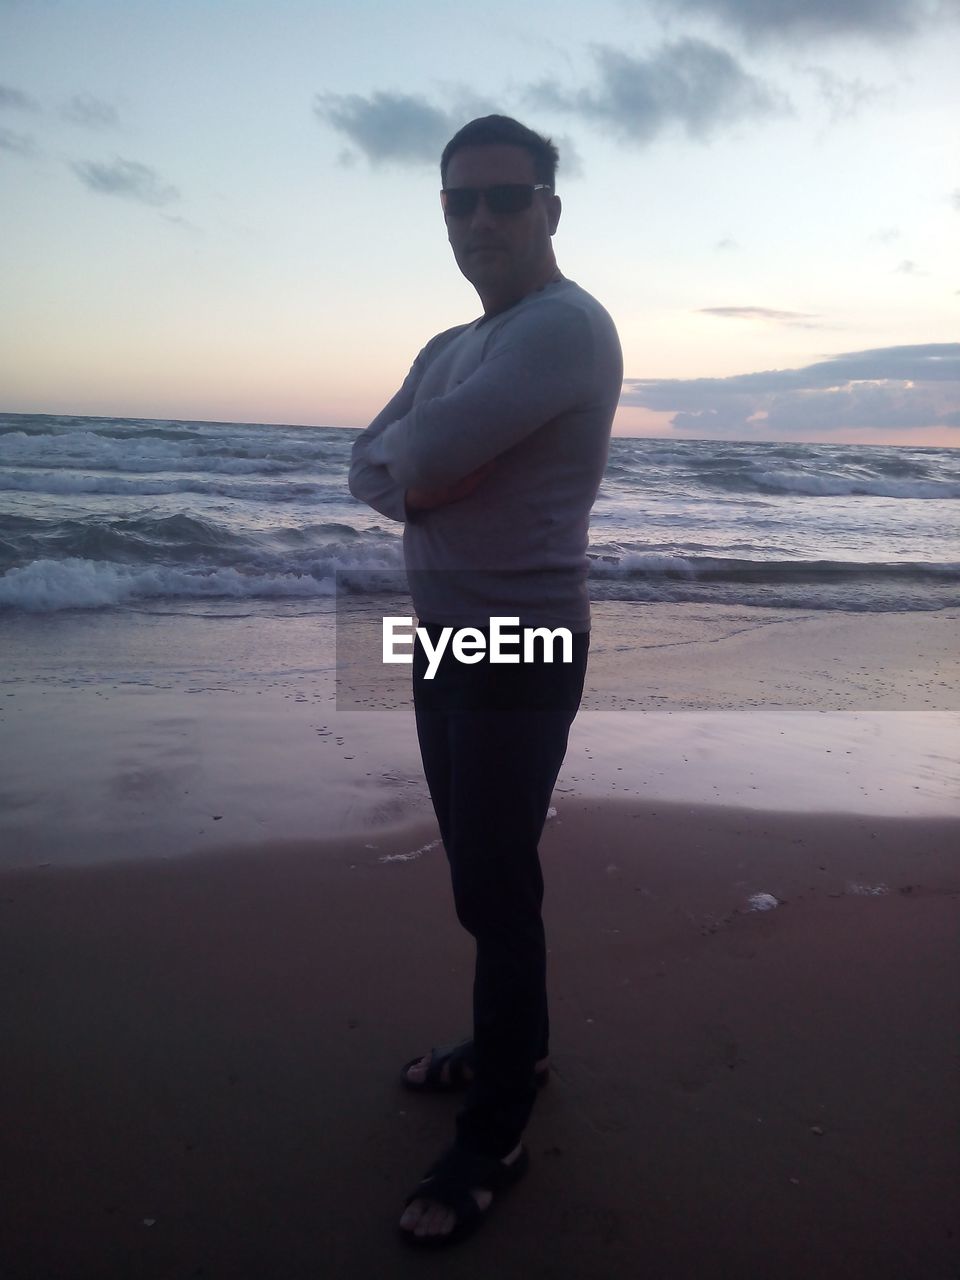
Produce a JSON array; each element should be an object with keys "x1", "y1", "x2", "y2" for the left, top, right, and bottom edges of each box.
[
  {"x1": 398, "y1": 1142, "x2": 525, "y2": 1243},
  {"x1": 403, "y1": 1042, "x2": 550, "y2": 1090}
]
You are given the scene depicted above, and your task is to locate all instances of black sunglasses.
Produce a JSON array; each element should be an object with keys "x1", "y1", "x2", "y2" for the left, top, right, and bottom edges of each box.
[{"x1": 440, "y1": 183, "x2": 552, "y2": 217}]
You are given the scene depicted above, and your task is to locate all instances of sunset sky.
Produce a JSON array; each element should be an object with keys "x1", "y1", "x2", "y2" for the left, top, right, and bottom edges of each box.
[{"x1": 2, "y1": 0, "x2": 958, "y2": 444}]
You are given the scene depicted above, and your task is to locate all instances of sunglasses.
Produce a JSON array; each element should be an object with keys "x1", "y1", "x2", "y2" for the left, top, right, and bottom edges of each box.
[{"x1": 440, "y1": 183, "x2": 552, "y2": 217}]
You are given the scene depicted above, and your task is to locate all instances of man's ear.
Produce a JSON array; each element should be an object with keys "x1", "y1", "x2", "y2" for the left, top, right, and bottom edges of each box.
[{"x1": 547, "y1": 194, "x2": 562, "y2": 236}]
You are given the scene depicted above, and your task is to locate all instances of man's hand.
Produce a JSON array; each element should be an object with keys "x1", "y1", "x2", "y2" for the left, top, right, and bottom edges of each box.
[{"x1": 404, "y1": 460, "x2": 496, "y2": 512}]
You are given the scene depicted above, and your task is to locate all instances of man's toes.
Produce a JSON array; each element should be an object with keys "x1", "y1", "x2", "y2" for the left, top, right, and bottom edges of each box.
[
  {"x1": 472, "y1": 1188, "x2": 493, "y2": 1211},
  {"x1": 400, "y1": 1199, "x2": 454, "y2": 1238},
  {"x1": 405, "y1": 1055, "x2": 429, "y2": 1084},
  {"x1": 405, "y1": 1053, "x2": 471, "y2": 1086},
  {"x1": 399, "y1": 1198, "x2": 424, "y2": 1229},
  {"x1": 404, "y1": 1054, "x2": 451, "y2": 1085},
  {"x1": 416, "y1": 1204, "x2": 454, "y2": 1237}
]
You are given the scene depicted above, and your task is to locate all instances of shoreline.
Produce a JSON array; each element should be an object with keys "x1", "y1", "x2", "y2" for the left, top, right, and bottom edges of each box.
[{"x1": 1, "y1": 601, "x2": 958, "y2": 871}]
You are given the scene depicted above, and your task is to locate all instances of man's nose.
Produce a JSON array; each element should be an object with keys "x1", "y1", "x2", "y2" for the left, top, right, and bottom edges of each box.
[{"x1": 467, "y1": 193, "x2": 498, "y2": 230}]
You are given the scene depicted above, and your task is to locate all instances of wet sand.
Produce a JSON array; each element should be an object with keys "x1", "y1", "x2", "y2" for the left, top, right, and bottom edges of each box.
[
  {"x1": 1, "y1": 601, "x2": 958, "y2": 870},
  {"x1": 2, "y1": 800, "x2": 958, "y2": 1279},
  {"x1": 1, "y1": 601, "x2": 958, "y2": 1276}
]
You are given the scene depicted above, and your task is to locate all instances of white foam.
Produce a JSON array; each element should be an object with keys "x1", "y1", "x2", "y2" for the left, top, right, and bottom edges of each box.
[
  {"x1": 380, "y1": 837, "x2": 441, "y2": 863},
  {"x1": 0, "y1": 428, "x2": 328, "y2": 475},
  {"x1": 0, "y1": 557, "x2": 338, "y2": 611},
  {"x1": 0, "y1": 470, "x2": 323, "y2": 501},
  {"x1": 756, "y1": 469, "x2": 960, "y2": 500},
  {"x1": 595, "y1": 552, "x2": 695, "y2": 577}
]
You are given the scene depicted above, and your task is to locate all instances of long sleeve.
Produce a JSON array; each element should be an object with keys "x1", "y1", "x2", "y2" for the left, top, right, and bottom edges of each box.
[
  {"x1": 347, "y1": 352, "x2": 427, "y2": 522},
  {"x1": 364, "y1": 301, "x2": 595, "y2": 492}
]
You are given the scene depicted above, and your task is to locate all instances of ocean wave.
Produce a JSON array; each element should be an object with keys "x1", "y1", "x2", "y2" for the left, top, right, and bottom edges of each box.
[
  {"x1": 603, "y1": 439, "x2": 960, "y2": 500},
  {"x1": 3, "y1": 551, "x2": 957, "y2": 613},
  {"x1": 748, "y1": 469, "x2": 960, "y2": 499},
  {"x1": 0, "y1": 553, "x2": 411, "y2": 612},
  {"x1": 0, "y1": 558, "x2": 333, "y2": 611},
  {"x1": 0, "y1": 511, "x2": 398, "y2": 572},
  {"x1": 586, "y1": 552, "x2": 960, "y2": 585},
  {"x1": 0, "y1": 469, "x2": 325, "y2": 502},
  {"x1": 0, "y1": 427, "x2": 347, "y2": 474},
  {"x1": 591, "y1": 551, "x2": 696, "y2": 577},
  {"x1": 3, "y1": 416, "x2": 959, "y2": 616}
]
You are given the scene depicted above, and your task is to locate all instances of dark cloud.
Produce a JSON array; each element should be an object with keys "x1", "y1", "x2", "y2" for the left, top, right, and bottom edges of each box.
[
  {"x1": 648, "y1": 0, "x2": 954, "y2": 42},
  {"x1": 313, "y1": 91, "x2": 458, "y2": 166},
  {"x1": 313, "y1": 90, "x2": 584, "y2": 179},
  {"x1": 0, "y1": 84, "x2": 40, "y2": 112},
  {"x1": 61, "y1": 93, "x2": 119, "y2": 130},
  {"x1": 764, "y1": 383, "x2": 947, "y2": 431},
  {"x1": 701, "y1": 305, "x2": 822, "y2": 327},
  {"x1": 622, "y1": 342, "x2": 960, "y2": 434},
  {"x1": 529, "y1": 38, "x2": 789, "y2": 145},
  {"x1": 895, "y1": 259, "x2": 922, "y2": 274},
  {"x1": 553, "y1": 132, "x2": 585, "y2": 179},
  {"x1": 71, "y1": 157, "x2": 179, "y2": 206}
]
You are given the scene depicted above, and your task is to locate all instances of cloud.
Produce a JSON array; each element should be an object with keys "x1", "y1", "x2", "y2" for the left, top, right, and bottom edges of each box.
[
  {"x1": 895, "y1": 259, "x2": 924, "y2": 274},
  {"x1": 0, "y1": 84, "x2": 40, "y2": 112},
  {"x1": 529, "y1": 38, "x2": 790, "y2": 145},
  {"x1": 647, "y1": 0, "x2": 957, "y2": 43},
  {"x1": 553, "y1": 132, "x2": 585, "y2": 179},
  {"x1": 764, "y1": 382, "x2": 948, "y2": 431},
  {"x1": 951, "y1": 189, "x2": 960, "y2": 211},
  {"x1": 871, "y1": 227, "x2": 901, "y2": 243},
  {"x1": 715, "y1": 237, "x2": 739, "y2": 250},
  {"x1": 621, "y1": 342, "x2": 960, "y2": 434},
  {"x1": 313, "y1": 90, "x2": 585, "y2": 179},
  {"x1": 61, "y1": 93, "x2": 119, "y2": 130},
  {"x1": 71, "y1": 157, "x2": 179, "y2": 206},
  {"x1": 0, "y1": 126, "x2": 37, "y2": 156},
  {"x1": 700, "y1": 305, "x2": 823, "y2": 327},
  {"x1": 314, "y1": 91, "x2": 458, "y2": 166},
  {"x1": 800, "y1": 65, "x2": 887, "y2": 122}
]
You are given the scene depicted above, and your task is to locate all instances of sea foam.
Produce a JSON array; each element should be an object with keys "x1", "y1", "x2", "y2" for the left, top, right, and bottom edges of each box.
[{"x1": 0, "y1": 557, "x2": 339, "y2": 611}]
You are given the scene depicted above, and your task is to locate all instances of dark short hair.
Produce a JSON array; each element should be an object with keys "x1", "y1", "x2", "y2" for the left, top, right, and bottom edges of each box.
[{"x1": 440, "y1": 115, "x2": 560, "y2": 190}]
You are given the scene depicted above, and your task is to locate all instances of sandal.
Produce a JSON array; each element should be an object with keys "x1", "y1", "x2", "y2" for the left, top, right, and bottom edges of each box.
[
  {"x1": 399, "y1": 1142, "x2": 530, "y2": 1248},
  {"x1": 400, "y1": 1038, "x2": 550, "y2": 1092}
]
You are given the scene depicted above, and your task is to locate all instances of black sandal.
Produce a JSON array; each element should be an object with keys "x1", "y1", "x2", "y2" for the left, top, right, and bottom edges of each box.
[
  {"x1": 400, "y1": 1039, "x2": 550, "y2": 1092},
  {"x1": 399, "y1": 1142, "x2": 530, "y2": 1248}
]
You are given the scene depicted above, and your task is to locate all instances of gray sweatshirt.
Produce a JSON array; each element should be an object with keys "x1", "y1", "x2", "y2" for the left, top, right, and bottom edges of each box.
[{"x1": 348, "y1": 276, "x2": 622, "y2": 630}]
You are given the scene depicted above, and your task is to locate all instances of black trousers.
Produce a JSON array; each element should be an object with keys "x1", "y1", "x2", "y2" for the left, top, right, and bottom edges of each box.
[{"x1": 412, "y1": 623, "x2": 590, "y2": 1158}]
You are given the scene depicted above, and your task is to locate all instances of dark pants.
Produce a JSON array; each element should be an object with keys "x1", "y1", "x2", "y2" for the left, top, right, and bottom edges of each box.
[{"x1": 412, "y1": 623, "x2": 590, "y2": 1158}]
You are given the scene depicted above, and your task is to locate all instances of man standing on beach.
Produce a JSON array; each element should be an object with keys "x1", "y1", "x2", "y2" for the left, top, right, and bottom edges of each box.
[{"x1": 349, "y1": 114, "x2": 622, "y2": 1247}]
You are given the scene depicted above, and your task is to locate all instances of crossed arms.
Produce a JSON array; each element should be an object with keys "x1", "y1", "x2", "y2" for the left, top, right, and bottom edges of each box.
[{"x1": 348, "y1": 301, "x2": 593, "y2": 520}]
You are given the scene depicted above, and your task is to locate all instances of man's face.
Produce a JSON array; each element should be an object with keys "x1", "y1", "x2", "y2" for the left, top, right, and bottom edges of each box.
[{"x1": 442, "y1": 144, "x2": 561, "y2": 301}]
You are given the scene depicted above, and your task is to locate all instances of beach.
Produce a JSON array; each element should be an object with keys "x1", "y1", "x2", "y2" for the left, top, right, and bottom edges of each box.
[
  {"x1": 4, "y1": 0, "x2": 960, "y2": 1262},
  {"x1": 1, "y1": 600, "x2": 958, "y2": 1279}
]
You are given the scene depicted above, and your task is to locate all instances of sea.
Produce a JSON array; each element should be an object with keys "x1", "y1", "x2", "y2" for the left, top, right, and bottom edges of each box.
[
  {"x1": 2, "y1": 411, "x2": 958, "y2": 868},
  {"x1": 2, "y1": 412, "x2": 958, "y2": 616}
]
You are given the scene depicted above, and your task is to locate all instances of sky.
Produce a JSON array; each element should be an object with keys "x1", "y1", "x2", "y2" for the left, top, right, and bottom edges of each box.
[{"x1": 1, "y1": 0, "x2": 958, "y2": 445}]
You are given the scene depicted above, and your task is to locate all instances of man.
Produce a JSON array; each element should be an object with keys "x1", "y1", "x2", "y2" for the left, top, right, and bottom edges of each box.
[{"x1": 348, "y1": 114, "x2": 622, "y2": 1247}]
